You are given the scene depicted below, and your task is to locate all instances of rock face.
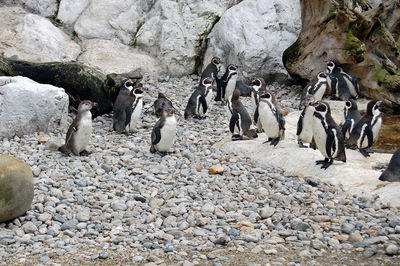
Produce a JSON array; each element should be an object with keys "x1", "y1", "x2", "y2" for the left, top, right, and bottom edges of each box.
[
  {"x1": 0, "y1": 6, "x2": 81, "y2": 63},
  {"x1": 0, "y1": 76, "x2": 69, "y2": 138},
  {"x1": 25, "y1": 0, "x2": 58, "y2": 17},
  {"x1": 203, "y1": 0, "x2": 301, "y2": 82},
  {"x1": 0, "y1": 155, "x2": 34, "y2": 223},
  {"x1": 283, "y1": 0, "x2": 400, "y2": 106}
]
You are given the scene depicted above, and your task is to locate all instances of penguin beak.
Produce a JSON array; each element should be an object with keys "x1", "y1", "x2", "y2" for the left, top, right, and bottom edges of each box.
[{"x1": 312, "y1": 101, "x2": 320, "y2": 108}]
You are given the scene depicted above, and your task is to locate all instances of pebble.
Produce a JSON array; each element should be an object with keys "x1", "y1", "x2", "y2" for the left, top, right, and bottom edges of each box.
[
  {"x1": 0, "y1": 75, "x2": 398, "y2": 264},
  {"x1": 385, "y1": 244, "x2": 399, "y2": 255}
]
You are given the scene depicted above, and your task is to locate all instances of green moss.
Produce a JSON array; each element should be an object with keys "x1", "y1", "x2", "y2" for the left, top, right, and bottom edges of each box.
[
  {"x1": 282, "y1": 39, "x2": 302, "y2": 67},
  {"x1": 344, "y1": 31, "x2": 366, "y2": 62},
  {"x1": 372, "y1": 66, "x2": 400, "y2": 92}
]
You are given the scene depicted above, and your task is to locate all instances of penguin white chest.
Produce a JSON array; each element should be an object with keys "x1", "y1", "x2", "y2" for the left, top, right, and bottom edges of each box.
[
  {"x1": 313, "y1": 83, "x2": 326, "y2": 101},
  {"x1": 298, "y1": 107, "x2": 314, "y2": 143},
  {"x1": 156, "y1": 116, "x2": 177, "y2": 152},
  {"x1": 73, "y1": 113, "x2": 92, "y2": 153},
  {"x1": 372, "y1": 116, "x2": 382, "y2": 142},
  {"x1": 126, "y1": 98, "x2": 143, "y2": 132},
  {"x1": 259, "y1": 102, "x2": 279, "y2": 138},
  {"x1": 250, "y1": 91, "x2": 258, "y2": 115},
  {"x1": 225, "y1": 100, "x2": 233, "y2": 121},
  {"x1": 224, "y1": 75, "x2": 237, "y2": 101},
  {"x1": 312, "y1": 116, "x2": 328, "y2": 158}
]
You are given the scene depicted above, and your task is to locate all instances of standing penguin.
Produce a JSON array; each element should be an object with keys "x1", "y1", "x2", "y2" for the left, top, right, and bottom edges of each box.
[
  {"x1": 249, "y1": 77, "x2": 267, "y2": 131},
  {"x1": 296, "y1": 95, "x2": 315, "y2": 148},
  {"x1": 342, "y1": 98, "x2": 362, "y2": 140},
  {"x1": 348, "y1": 100, "x2": 383, "y2": 157},
  {"x1": 124, "y1": 87, "x2": 144, "y2": 133},
  {"x1": 229, "y1": 89, "x2": 258, "y2": 141},
  {"x1": 200, "y1": 56, "x2": 221, "y2": 83},
  {"x1": 216, "y1": 64, "x2": 238, "y2": 102},
  {"x1": 59, "y1": 100, "x2": 96, "y2": 156},
  {"x1": 153, "y1": 92, "x2": 174, "y2": 118},
  {"x1": 113, "y1": 79, "x2": 138, "y2": 132},
  {"x1": 312, "y1": 101, "x2": 346, "y2": 169},
  {"x1": 299, "y1": 72, "x2": 327, "y2": 107},
  {"x1": 258, "y1": 90, "x2": 285, "y2": 146},
  {"x1": 150, "y1": 108, "x2": 177, "y2": 154},
  {"x1": 326, "y1": 60, "x2": 357, "y2": 99},
  {"x1": 184, "y1": 77, "x2": 213, "y2": 120},
  {"x1": 379, "y1": 148, "x2": 400, "y2": 182}
]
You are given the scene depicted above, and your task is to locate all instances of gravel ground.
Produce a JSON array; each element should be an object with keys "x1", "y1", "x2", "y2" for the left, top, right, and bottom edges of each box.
[{"x1": 0, "y1": 75, "x2": 399, "y2": 265}]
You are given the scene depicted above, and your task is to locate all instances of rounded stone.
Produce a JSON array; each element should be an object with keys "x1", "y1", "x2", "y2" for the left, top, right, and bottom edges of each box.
[
  {"x1": 385, "y1": 244, "x2": 399, "y2": 255},
  {"x1": 0, "y1": 155, "x2": 34, "y2": 222}
]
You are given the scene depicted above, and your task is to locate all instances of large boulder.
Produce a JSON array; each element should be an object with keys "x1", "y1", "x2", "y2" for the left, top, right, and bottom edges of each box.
[
  {"x1": 0, "y1": 76, "x2": 69, "y2": 138},
  {"x1": 78, "y1": 39, "x2": 162, "y2": 77},
  {"x1": 283, "y1": 0, "x2": 400, "y2": 107},
  {"x1": 24, "y1": 0, "x2": 58, "y2": 17},
  {"x1": 0, "y1": 155, "x2": 34, "y2": 223},
  {"x1": 0, "y1": 6, "x2": 81, "y2": 62},
  {"x1": 202, "y1": 0, "x2": 301, "y2": 82}
]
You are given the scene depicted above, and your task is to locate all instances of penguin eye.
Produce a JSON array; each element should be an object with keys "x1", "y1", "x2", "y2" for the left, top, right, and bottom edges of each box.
[
  {"x1": 266, "y1": 93, "x2": 271, "y2": 99},
  {"x1": 346, "y1": 102, "x2": 351, "y2": 107}
]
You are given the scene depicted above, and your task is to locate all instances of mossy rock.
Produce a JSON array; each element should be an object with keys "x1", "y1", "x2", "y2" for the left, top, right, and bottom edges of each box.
[
  {"x1": 283, "y1": 39, "x2": 302, "y2": 67},
  {"x1": 0, "y1": 155, "x2": 34, "y2": 223},
  {"x1": 344, "y1": 31, "x2": 366, "y2": 62}
]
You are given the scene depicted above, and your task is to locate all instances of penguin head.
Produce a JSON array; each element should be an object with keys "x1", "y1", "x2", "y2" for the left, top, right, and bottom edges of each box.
[
  {"x1": 317, "y1": 72, "x2": 327, "y2": 81},
  {"x1": 259, "y1": 90, "x2": 274, "y2": 104},
  {"x1": 367, "y1": 100, "x2": 382, "y2": 116},
  {"x1": 158, "y1": 92, "x2": 166, "y2": 98},
  {"x1": 132, "y1": 87, "x2": 144, "y2": 97},
  {"x1": 124, "y1": 79, "x2": 135, "y2": 92},
  {"x1": 250, "y1": 77, "x2": 266, "y2": 92},
  {"x1": 211, "y1": 57, "x2": 221, "y2": 71},
  {"x1": 345, "y1": 98, "x2": 358, "y2": 111},
  {"x1": 163, "y1": 108, "x2": 174, "y2": 117},
  {"x1": 78, "y1": 100, "x2": 96, "y2": 112},
  {"x1": 202, "y1": 77, "x2": 213, "y2": 88},
  {"x1": 326, "y1": 60, "x2": 336, "y2": 74},
  {"x1": 313, "y1": 101, "x2": 330, "y2": 116},
  {"x1": 227, "y1": 64, "x2": 238, "y2": 76}
]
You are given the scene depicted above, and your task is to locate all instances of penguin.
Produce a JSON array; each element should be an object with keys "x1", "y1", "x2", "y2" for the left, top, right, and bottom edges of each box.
[
  {"x1": 312, "y1": 101, "x2": 346, "y2": 169},
  {"x1": 216, "y1": 64, "x2": 238, "y2": 102},
  {"x1": 150, "y1": 108, "x2": 177, "y2": 154},
  {"x1": 200, "y1": 56, "x2": 221, "y2": 83},
  {"x1": 229, "y1": 89, "x2": 258, "y2": 141},
  {"x1": 348, "y1": 100, "x2": 383, "y2": 157},
  {"x1": 326, "y1": 60, "x2": 357, "y2": 99},
  {"x1": 59, "y1": 100, "x2": 96, "y2": 156},
  {"x1": 379, "y1": 148, "x2": 400, "y2": 182},
  {"x1": 296, "y1": 95, "x2": 315, "y2": 148},
  {"x1": 249, "y1": 77, "x2": 267, "y2": 131},
  {"x1": 153, "y1": 92, "x2": 174, "y2": 118},
  {"x1": 258, "y1": 90, "x2": 285, "y2": 146},
  {"x1": 341, "y1": 98, "x2": 362, "y2": 141},
  {"x1": 124, "y1": 86, "x2": 144, "y2": 133},
  {"x1": 299, "y1": 72, "x2": 327, "y2": 108},
  {"x1": 184, "y1": 77, "x2": 213, "y2": 120},
  {"x1": 235, "y1": 80, "x2": 251, "y2": 97},
  {"x1": 113, "y1": 79, "x2": 136, "y2": 132}
]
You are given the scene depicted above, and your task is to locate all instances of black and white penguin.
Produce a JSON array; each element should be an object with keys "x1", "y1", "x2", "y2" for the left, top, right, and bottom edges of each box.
[
  {"x1": 113, "y1": 79, "x2": 141, "y2": 133},
  {"x1": 229, "y1": 89, "x2": 258, "y2": 141},
  {"x1": 258, "y1": 90, "x2": 285, "y2": 146},
  {"x1": 216, "y1": 64, "x2": 238, "y2": 102},
  {"x1": 348, "y1": 100, "x2": 383, "y2": 157},
  {"x1": 125, "y1": 87, "x2": 144, "y2": 133},
  {"x1": 296, "y1": 95, "x2": 315, "y2": 148},
  {"x1": 59, "y1": 100, "x2": 96, "y2": 156},
  {"x1": 312, "y1": 101, "x2": 346, "y2": 169},
  {"x1": 379, "y1": 148, "x2": 400, "y2": 182},
  {"x1": 153, "y1": 92, "x2": 174, "y2": 118},
  {"x1": 299, "y1": 72, "x2": 327, "y2": 108},
  {"x1": 326, "y1": 60, "x2": 359, "y2": 99},
  {"x1": 249, "y1": 77, "x2": 266, "y2": 131},
  {"x1": 184, "y1": 77, "x2": 213, "y2": 120},
  {"x1": 342, "y1": 98, "x2": 362, "y2": 140},
  {"x1": 150, "y1": 108, "x2": 177, "y2": 154},
  {"x1": 200, "y1": 56, "x2": 221, "y2": 83}
]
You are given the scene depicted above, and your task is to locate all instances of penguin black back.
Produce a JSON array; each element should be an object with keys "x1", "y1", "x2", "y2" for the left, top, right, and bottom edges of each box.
[
  {"x1": 342, "y1": 98, "x2": 361, "y2": 140},
  {"x1": 153, "y1": 92, "x2": 174, "y2": 118},
  {"x1": 200, "y1": 57, "x2": 221, "y2": 82},
  {"x1": 379, "y1": 149, "x2": 400, "y2": 182},
  {"x1": 113, "y1": 79, "x2": 136, "y2": 132}
]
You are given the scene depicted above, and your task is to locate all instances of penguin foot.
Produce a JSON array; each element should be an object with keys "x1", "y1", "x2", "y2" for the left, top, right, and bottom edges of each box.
[
  {"x1": 359, "y1": 148, "x2": 372, "y2": 157},
  {"x1": 195, "y1": 115, "x2": 206, "y2": 120},
  {"x1": 316, "y1": 158, "x2": 329, "y2": 165},
  {"x1": 79, "y1": 150, "x2": 91, "y2": 156},
  {"x1": 321, "y1": 159, "x2": 333, "y2": 169},
  {"x1": 232, "y1": 135, "x2": 243, "y2": 141},
  {"x1": 298, "y1": 141, "x2": 308, "y2": 148},
  {"x1": 262, "y1": 138, "x2": 272, "y2": 144},
  {"x1": 270, "y1": 138, "x2": 280, "y2": 147}
]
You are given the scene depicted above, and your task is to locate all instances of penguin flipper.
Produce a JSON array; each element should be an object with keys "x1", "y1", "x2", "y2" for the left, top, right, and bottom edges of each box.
[
  {"x1": 296, "y1": 109, "x2": 305, "y2": 136},
  {"x1": 365, "y1": 125, "x2": 374, "y2": 148},
  {"x1": 254, "y1": 107, "x2": 259, "y2": 125},
  {"x1": 326, "y1": 128, "x2": 337, "y2": 158},
  {"x1": 229, "y1": 112, "x2": 239, "y2": 134},
  {"x1": 199, "y1": 95, "x2": 208, "y2": 114},
  {"x1": 124, "y1": 105, "x2": 133, "y2": 127},
  {"x1": 341, "y1": 120, "x2": 351, "y2": 140},
  {"x1": 152, "y1": 119, "x2": 164, "y2": 145}
]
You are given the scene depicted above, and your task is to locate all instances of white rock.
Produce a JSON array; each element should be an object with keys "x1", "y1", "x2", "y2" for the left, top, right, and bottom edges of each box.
[
  {"x1": 203, "y1": 0, "x2": 301, "y2": 81},
  {"x1": 0, "y1": 6, "x2": 81, "y2": 62},
  {"x1": 78, "y1": 39, "x2": 162, "y2": 76},
  {"x1": 25, "y1": 0, "x2": 58, "y2": 17},
  {"x1": 57, "y1": 0, "x2": 90, "y2": 25},
  {"x1": 0, "y1": 76, "x2": 69, "y2": 138}
]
